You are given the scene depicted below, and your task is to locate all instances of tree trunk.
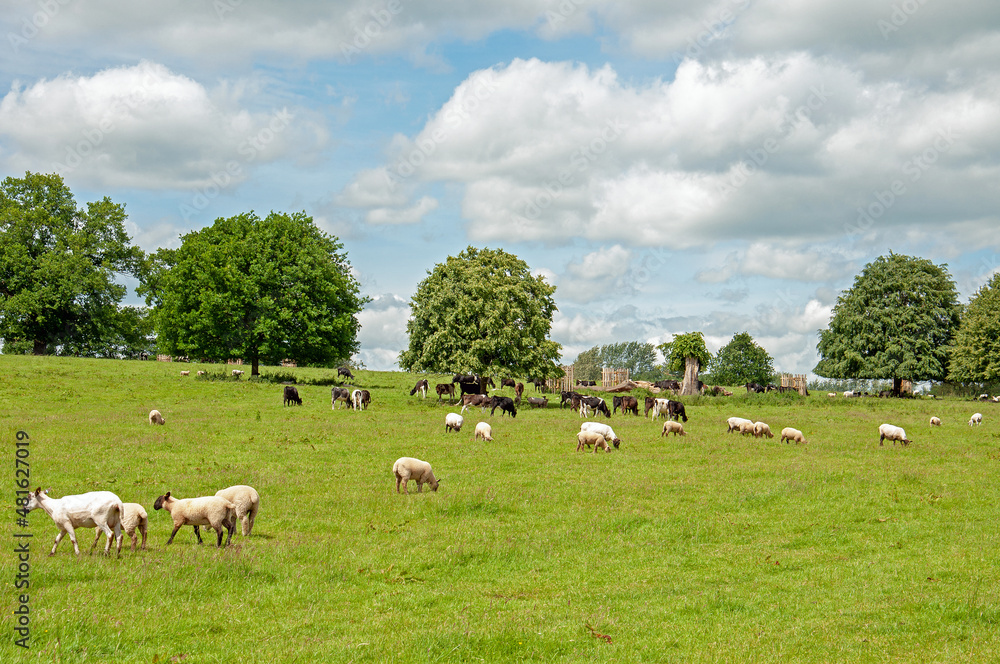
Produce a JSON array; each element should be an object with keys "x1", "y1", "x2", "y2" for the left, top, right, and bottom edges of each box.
[
  {"x1": 479, "y1": 376, "x2": 489, "y2": 395},
  {"x1": 33, "y1": 339, "x2": 46, "y2": 355},
  {"x1": 892, "y1": 376, "x2": 902, "y2": 398},
  {"x1": 681, "y1": 357, "x2": 700, "y2": 396}
]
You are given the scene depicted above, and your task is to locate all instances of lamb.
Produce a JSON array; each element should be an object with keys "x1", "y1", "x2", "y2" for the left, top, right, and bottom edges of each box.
[
  {"x1": 661, "y1": 420, "x2": 686, "y2": 437},
  {"x1": 474, "y1": 421, "x2": 493, "y2": 442},
  {"x1": 726, "y1": 417, "x2": 752, "y2": 433},
  {"x1": 780, "y1": 427, "x2": 808, "y2": 444},
  {"x1": 92, "y1": 502, "x2": 147, "y2": 552},
  {"x1": 24, "y1": 487, "x2": 124, "y2": 557},
  {"x1": 445, "y1": 413, "x2": 464, "y2": 433},
  {"x1": 392, "y1": 457, "x2": 440, "y2": 494},
  {"x1": 214, "y1": 485, "x2": 260, "y2": 536},
  {"x1": 180, "y1": 370, "x2": 190, "y2": 376},
  {"x1": 738, "y1": 421, "x2": 756, "y2": 436},
  {"x1": 153, "y1": 491, "x2": 237, "y2": 547},
  {"x1": 929, "y1": 416, "x2": 941, "y2": 426},
  {"x1": 753, "y1": 421, "x2": 774, "y2": 438},
  {"x1": 149, "y1": 409, "x2": 165, "y2": 425},
  {"x1": 827, "y1": 392, "x2": 837, "y2": 398},
  {"x1": 197, "y1": 370, "x2": 206, "y2": 376},
  {"x1": 877, "y1": 423, "x2": 910, "y2": 446},
  {"x1": 969, "y1": 412, "x2": 983, "y2": 426},
  {"x1": 580, "y1": 421, "x2": 621, "y2": 448},
  {"x1": 577, "y1": 430, "x2": 611, "y2": 453}
]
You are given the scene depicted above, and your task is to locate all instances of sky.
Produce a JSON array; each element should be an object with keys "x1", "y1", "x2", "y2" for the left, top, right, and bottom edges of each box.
[{"x1": 2, "y1": 0, "x2": 999, "y2": 374}]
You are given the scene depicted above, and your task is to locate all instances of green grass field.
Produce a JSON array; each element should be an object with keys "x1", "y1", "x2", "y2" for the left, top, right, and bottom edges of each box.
[{"x1": 2, "y1": 356, "x2": 1000, "y2": 663}]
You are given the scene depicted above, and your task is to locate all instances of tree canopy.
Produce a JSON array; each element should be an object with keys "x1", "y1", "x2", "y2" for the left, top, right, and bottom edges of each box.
[
  {"x1": 709, "y1": 331, "x2": 774, "y2": 385},
  {"x1": 573, "y1": 346, "x2": 602, "y2": 382},
  {"x1": 657, "y1": 332, "x2": 712, "y2": 374},
  {"x1": 600, "y1": 341, "x2": 658, "y2": 379},
  {"x1": 398, "y1": 246, "x2": 562, "y2": 384},
  {"x1": 142, "y1": 211, "x2": 366, "y2": 375},
  {"x1": 0, "y1": 171, "x2": 145, "y2": 355},
  {"x1": 815, "y1": 252, "x2": 961, "y2": 392},
  {"x1": 948, "y1": 272, "x2": 1000, "y2": 384}
]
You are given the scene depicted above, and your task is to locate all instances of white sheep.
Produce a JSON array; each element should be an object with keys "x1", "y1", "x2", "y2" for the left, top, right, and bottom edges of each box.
[
  {"x1": 577, "y1": 430, "x2": 611, "y2": 452},
  {"x1": 197, "y1": 370, "x2": 206, "y2": 376},
  {"x1": 753, "y1": 421, "x2": 774, "y2": 438},
  {"x1": 24, "y1": 488, "x2": 124, "y2": 557},
  {"x1": 214, "y1": 485, "x2": 260, "y2": 536},
  {"x1": 878, "y1": 423, "x2": 911, "y2": 446},
  {"x1": 929, "y1": 416, "x2": 941, "y2": 426},
  {"x1": 474, "y1": 422, "x2": 493, "y2": 441},
  {"x1": 727, "y1": 417, "x2": 753, "y2": 433},
  {"x1": 827, "y1": 392, "x2": 837, "y2": 398},
  {"x1": 580, "y1": 422, "x2": 621, "y2": 448},
  {"x1": 153, "y1": 492, "x2": 236, "y2": 547},
  {"x1": 445, "y1": 413, "x2": 464, "y2": 433},
  {"x1": 969, "y1": 412, "x2": 983, "y2": 426},
  {"x1": 661, "y1": 421, "x2": 686, "y2": 437},
  {"x1": 232, "y1": 369, "x2": 244, "y2": 377},
  {"x1": 180, "y1": 370, "x2": 190, "y2": 376},
  {"x1": 92, "y1": 502, "x2": 147, "y2": 552},
  {"x1": 392, "y1": 457, "x2": 440, "y2": 494},
  {"x1": 149, "y1": 409, "x2": 165, "y2": 425},
  {"x1": 780, "y1": 427, "x2": 808, "y2": 444},
  {"x1": 738, "y1": 420, "x2": 756, "y2": 436}
]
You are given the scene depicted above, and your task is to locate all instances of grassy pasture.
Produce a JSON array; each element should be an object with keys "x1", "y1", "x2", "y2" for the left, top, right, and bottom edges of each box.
[{"x1": 2, "y1": 355, "x2": 1000, "y2": 663}]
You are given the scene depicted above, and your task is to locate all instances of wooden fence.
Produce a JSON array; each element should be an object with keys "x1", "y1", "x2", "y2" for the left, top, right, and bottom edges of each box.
[{"x1": 781, "y1": 373, "x2": 809, "y2": 396}]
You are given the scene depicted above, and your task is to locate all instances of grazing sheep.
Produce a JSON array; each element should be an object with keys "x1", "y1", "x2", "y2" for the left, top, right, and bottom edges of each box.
[
  {"x1": 929, "y1": 416, "x2": 941, "y2": 426},
  {"x1": 827, "y1": 392, "x2": 837, "y2": 398},
  {"x1": 474, "y1": 421, "x2": 493, "y2": 441},
  {"x1": 878, "y1": 423, "x2": 911, "y2": 446},
  {"x1": 661, "y1": 421, "x2": 686, "y2": 437},
  {"x1": 577, "y1": 430, "x2": 611, "y2": 453},
  {"x1": 392, "y1": 457, "x2": 439, "y2": 494},
  {"x1": 753, "y1": 422, "x2": 774, "y2": 438},
  {"x1": 232, "y1": 369, "x2": 244, "y2": 377},
  {"x1": 580, "y1": 422, "x2": 621, "y2": 448},
  {"x1": 180, "y1": 370, "x2": 190, "y2": 376},
  {"x1": 25, "y1": 488, "x2": 124, "y2": 557},
  {"x1": 525, "y1": 396, "x2": 548, "y2": 408},
  {"x1": 197, "y1": 370, "x2": 206, "y2": 376},
  {"x1": 726, "y1": 417, "x2": 752, "y2": 433},
  {"x1": 214, "y1": 485, "x2": 260, "y2": 536},
  {"x1": 738, "y1": 420, "x2": 756, "y2": 436},
  {"x1": 149, "y1": 409, "x2": 165, "y2": 425},
  {"x1": 445, "y1": 413, "x2": 464, "y2": 433},
  {"x1": 92, "y1": 502, "x2": 147, "y2": 552},
  {"x1": 153, "y1": 492, "x2": 236, "y2": 547},
  {"x1": 780, "y1": 427, "x2": 808, "y2": 444},
  {"x1": 283, "y1": 385, "x2": 302, "y2": 406},
  {"x1": 969, "y1": 412, "x2": 983, "y2": 426}
]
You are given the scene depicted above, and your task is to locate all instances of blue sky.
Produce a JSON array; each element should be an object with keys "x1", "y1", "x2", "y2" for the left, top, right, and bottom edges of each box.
[{"x1": 2, "y1": 1, "x2": 998, "y2": 372}]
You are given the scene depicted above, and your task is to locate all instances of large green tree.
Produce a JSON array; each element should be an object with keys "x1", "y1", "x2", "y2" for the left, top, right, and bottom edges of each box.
[
  {"x1": 573, "y1": 346, "x2": 602, "y2": 382},
  {"x1": 142, "y1": 211, "x2": 366, "y2": 375},
  {"x1": 600, "y1": 341, "x2": 658, "y2": 379},
  {"x1": 398, "y1": 246, "x2": 562, "y2": 389},
  {"x1": 815, "y1": 252, "x2": 961, "y2": 394},
  {"x1": 0, "y1": 172, "x2": 145, "y2": 355},
  {"x1": 709, "y1": 331, "x2": 774, "y2": 386},
  {"x1": 658, "y1": 332, "x2": 712, "y2": 395},
  {"x1": 948, "y1": 272, "x2": 1000, "y2": 384}
]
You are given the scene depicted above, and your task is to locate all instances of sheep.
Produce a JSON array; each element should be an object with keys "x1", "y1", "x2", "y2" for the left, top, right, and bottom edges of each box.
[
  {"x1": 214, "y1": 485, "x2": 260, "y2": 536},
  {"x1": 738, "y1": 420, "x2": 756, "y2": 436},
  {"x1": 149, "y1": 409, "x2": 165, "y2": 425},
  {"x1": 726, "y1": 416, "x2": 752, "y2": 433},
  {"x1": 197, "y1": 370, "x2": 206, "y2": 376},
  {"x1": 780, "y1": 427, "x2": 808, "y2": 444},
  {"x1": 232, "y1": 369, "x2": 244, "y2": 377},
  {"x1": 827, "y1": 392, "x2": 837, "y2": 398},
  {"x1": 445, "y1": 413, "x2": 463, "y2": 433},
  {"x1": 577, "y1": 430, "x2": 611, "y2": 453},
  {"x1": 180, "y1": 370, "x2": 190, "y2": 376},
  {"x1": 929, "y1": 416, "x2": 941, "y2": 426},
  {"x1": 152, "y1": 492, "x2": 236, "y2": 547},
  {"x1": 661, "y1": 420, "x2": 686, "y2": 437},
  {"x1": 878, "y1": 423, "x2": 911, "y2": 446},
  {"x1": 970, "y1": 412, "x2": 983, "y2": 426},
  {"x1": 580, "y1": 421, "x2": 621, "y2": 448},
  {"x1": 474, "y1": 421, "x2": 493, "y2": 442},
  {"x1": 25, "y1": 487, "x2": 124, "y2": 557},
  {"x1": 392, "y1": 457, "x2": 439, "y2": 494},
  {"x1": 92, "y1": 502, "x2": 147, "y2": 552},
  {"x1": 753, "y1": 421, "x2": 774, "y2": 438}
]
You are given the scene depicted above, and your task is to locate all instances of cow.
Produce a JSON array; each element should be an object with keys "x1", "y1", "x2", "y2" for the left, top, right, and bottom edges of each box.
[
  {"x1": 514, "y1": 382, "x2": 524, "y2": 403},
  {"x1": 500, "y1": 378, "x2": 516, "y2": 388},
  {"x1": 338, "y1": 366, "x2": 354, "y2": 380},
  {"x1": 653, "y1": 380, "x2": 681, "y2": 392},
  {"x1": 490, "y1": 396, "x2": 517, "y2": 418},
  {"x1": 530, "y1": 378, "x2": 546, "y2": 392},
  {"x1": 576, "y1": 379, "x2": 597, "y2": 387},
  {"x1": 409, "y1": 379, "x2": 429, "y2": 398},
  {"x1": 282, "y1": 385, "x2": 302, "y2": 406},
  {"x1": 745, "y1": 382, "x2": 765, "y2": 394},
  {"x1": 613, "y1": 395, "x2": 639, "y2": 416},
  {"x1": 460, "y1": 394, "x2": 491, "y2": 414},
  {"x1": 645, "y1": 398, "x2": 687, "y2": 422},
  {"x1": 560, "y1": 390, "x2": 581, "y2": 408},
  {"x1": 435, "y1": 383, "x2": 455, "y2": 403},
  {"x1": 579, "y1": 396, "x2": 611, "y2": 418},
  {"x1": 331, "y1": 387, "x2": 351, "y2": 409}
]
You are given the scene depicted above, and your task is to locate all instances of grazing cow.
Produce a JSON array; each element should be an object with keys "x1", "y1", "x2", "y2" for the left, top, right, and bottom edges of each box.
[
  {"x1": 460, "y1": 394, "x2": 491, "y2": 414},
  {"x1": 653, "y1": 379, "x2": 681, "y2": 392},
  {"x1": 579, "y1": 396, "x2": 611, "y2": 418},
  {"x1": 612, "y1": 395, "x2": 639, "y2": 416},
  {"x1": 500, "y1": 378, "x2": 516, "y2": 388},
  {"x1": 409, "y1": 379, "x2": 429, "y2": 398},
  {"x1": 530, "y1": 378, "x2": 546, "y2": 392},
  {"x1": 647, "y1": 398, "x2": 671, "y2": 420},
  {"x1": 560, "y1": 390, "x2": 581, "y2": 408},
  {"x1": 525, "y1": 396, "x2": 548, "y2": 408},
  {"x1": 745, "y1": 382, "x2": 765, "y2": 394},
  {"x1": 352, "y1": 389, "x2": 371, "y2": 410},
  {"x1": 667, "y1": 401, "x2": 688, "y2": 422},
  {"x1": 435, "y1": 383, "x2": 455, "y2": 403},
  {"x1": 514, "y1": 382, "x2": 524, "y2": 403},
  {"x1": 282, "y1": 385, "x2": 302, "y2": 406},
  {"x1": 331, "y1": 387, "x2": 351, "y2": 409},
  {"x1": 490, "y1": 395, "x2": 517, "y2": 418},
  {"x1": 337, "y1": 366, "x2": 354, "y2": 380},
  {"x1": 576, "y1": 379, "x2": 597, "y2": 387},
  {"x1": 456, "y1": 380, "x2": 484, "y2": 399}
]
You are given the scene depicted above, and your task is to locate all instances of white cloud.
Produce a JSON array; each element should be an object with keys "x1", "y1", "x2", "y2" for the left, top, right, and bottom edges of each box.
[
  {"x1": 365, "y1": 196, "x2": 439, "y2": 225},
  {"x1": 356, "y1": 293, "x2": 410, "y2": 354}
]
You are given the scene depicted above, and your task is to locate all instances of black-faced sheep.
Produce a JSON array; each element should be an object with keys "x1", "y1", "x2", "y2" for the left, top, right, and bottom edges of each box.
[
  {"x1": 149, "y1": 409, "x2": 165, "y2": 425},
  {"x1": 153, "y1": 492, "x2": 236, "y2": 547}
]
